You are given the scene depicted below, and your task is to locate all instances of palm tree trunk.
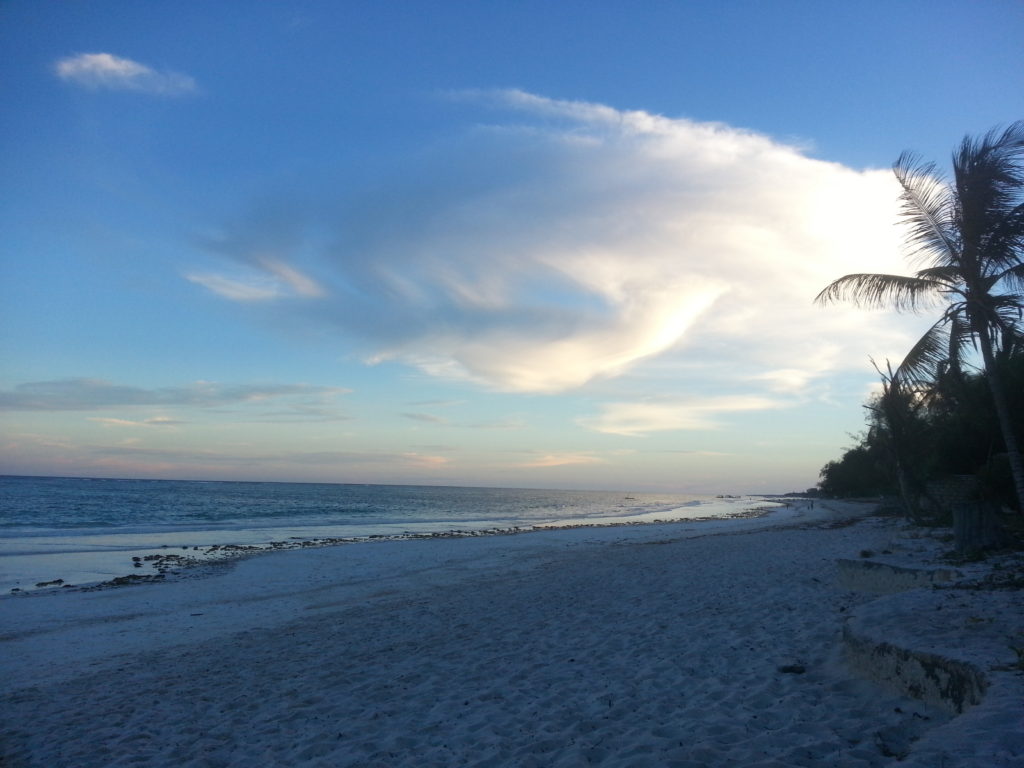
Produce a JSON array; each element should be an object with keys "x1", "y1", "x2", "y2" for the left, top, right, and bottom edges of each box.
[{"x1": 979, "y1": 330, "x2": 1024, "y2": 514}]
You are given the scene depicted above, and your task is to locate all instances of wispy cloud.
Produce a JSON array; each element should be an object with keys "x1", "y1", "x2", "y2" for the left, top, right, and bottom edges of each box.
[
  {"x1": 250, "y1": 406, "x2": 352, "y2": 423},
  {"x1": 520, "y1": 452, "x2": 607, "y2": 468},
  {"x1": 87, "y1": 416, "x2": 184, "y2": 428},
  {"x1": 402, "y1": 412, "x2": 449, "y2": 424},
  {"x1": 54, "y1": 53, "x2": 196, "y2": 96},
  {"x1": 0, "y1": 378, "x2": 348, "y2": 412},
  {"x1": 400, "y1": 411, "x2": 525, "y2": 430},
  {"x1": 750, "y1": 368, "x2": 819, "y2": 395},
  {"x1": 186, "y1": 255, "x2": 325, "y2": 302},
  {"x1": 190, "y1": 89, "x2": 920, "y2": 396},
  {"x1": 579, "y1": 397, "x2": 783, "y2": 437},
  {"x1": 0, "y1": 433, "x2": 452, "y2": 481},
  {"x1": 401, "y1": 452, "x2": 450, "y2": 468},
  {"x1": 464, "y1": 417, "x2": 526, "y2": 431},
  {"x1": 404, "y1": 399, "x2": 510, "y2": 425},
  {"x1": 184, "y1": 273, "x2": 283, "y2": 301},
  {"x1": 659, "y1": 449, "x2": 732, "y2": 457}
]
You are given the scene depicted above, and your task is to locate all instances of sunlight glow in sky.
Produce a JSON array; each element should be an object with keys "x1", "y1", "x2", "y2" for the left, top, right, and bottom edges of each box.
[{"x1": 2, "y1": 1, "x2": 1022, "y2": 492}]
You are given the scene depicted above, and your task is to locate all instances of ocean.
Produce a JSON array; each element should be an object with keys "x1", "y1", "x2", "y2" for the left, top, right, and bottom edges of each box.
[{"x1": 0, "y1": 475, "x2": 775, "y2": 593}]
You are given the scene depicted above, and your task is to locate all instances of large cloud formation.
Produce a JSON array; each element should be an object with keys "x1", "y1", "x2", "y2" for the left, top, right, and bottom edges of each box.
[{"x1": 190, "y1": 90, "x2": 917, "y2": 396}]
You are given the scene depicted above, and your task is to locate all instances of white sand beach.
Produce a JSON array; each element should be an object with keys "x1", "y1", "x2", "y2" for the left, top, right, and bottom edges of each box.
[{"x1": 1, "y1": 501, "x2": 1021, "y2": 767}]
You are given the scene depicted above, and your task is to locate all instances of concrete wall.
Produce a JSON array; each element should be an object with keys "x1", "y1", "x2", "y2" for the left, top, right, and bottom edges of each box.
[
  {"x1": 842, "y1": 622, "x2": 987, "y2": 715},
  {"x1": 838, "y1": 556, "x2": 987, "y2": 715}
]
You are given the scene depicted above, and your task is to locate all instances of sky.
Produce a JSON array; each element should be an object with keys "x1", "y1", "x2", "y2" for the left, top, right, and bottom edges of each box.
[{"x1": 2, "y1": 1, "x2": 1023, "y2": 494}]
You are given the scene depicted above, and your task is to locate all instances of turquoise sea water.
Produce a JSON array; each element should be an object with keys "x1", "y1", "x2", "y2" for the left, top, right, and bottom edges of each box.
[{"x1": 0, "y1": 476, "x2": 773, "y2": 592}]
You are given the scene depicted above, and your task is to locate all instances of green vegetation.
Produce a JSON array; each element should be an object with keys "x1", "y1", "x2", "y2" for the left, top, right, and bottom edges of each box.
[
  {"x1": 816, "y1": 123, "x2": 1024, "y2": 517},
  {"x1": 818, "y1": 360, "x2": 1023, "y2": 514}
]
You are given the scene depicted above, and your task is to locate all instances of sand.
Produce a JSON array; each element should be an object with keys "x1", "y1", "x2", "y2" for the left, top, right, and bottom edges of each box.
[{"x1": 1, "y1": 501, "x2": 1021, "y2": 767}]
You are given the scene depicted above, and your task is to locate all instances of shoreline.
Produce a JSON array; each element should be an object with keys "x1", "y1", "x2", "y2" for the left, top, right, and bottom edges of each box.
[
  {"x1": 1, "y1": 497, "x2": 783, "y2": 595},
  {"x1": 1, "y1": 499, "x2": 850, "y2": 683}
]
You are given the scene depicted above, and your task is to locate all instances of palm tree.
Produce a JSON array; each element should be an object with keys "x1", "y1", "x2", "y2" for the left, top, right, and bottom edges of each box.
[
  {"x1": 816, "y1": 122, "x2": 1024, "y2": 513},
  {"x1": 865, "y1": 359, "x2": 936, "y2": 522}
]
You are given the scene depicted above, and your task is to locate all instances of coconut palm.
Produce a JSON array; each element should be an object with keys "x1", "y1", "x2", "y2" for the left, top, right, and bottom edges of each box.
[
  {"x1": 865, "y1": 359, "x2": 936, "y2": 521},
  {"x1": 816, "y1": 122, "x2": 1024, "y2": 512}
]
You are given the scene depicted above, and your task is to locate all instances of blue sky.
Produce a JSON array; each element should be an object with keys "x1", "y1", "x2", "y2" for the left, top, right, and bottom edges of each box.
[{"x1": 2, "y1": 1, "x2": 1022, "y2": 493}]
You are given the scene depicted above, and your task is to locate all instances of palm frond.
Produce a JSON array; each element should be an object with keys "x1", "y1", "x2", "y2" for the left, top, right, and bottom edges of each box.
[
  {"x1": 814, "y1": 273, "x2": 943, "y2": 311},
  {"x1": 997, "y1": 262, "x2": 1024, "y2": 293},
  {"x1": 893, "y1": 152, "x2": 959, "y2": 268},
  {"x1": 869, "y1": 358, "x2": 927, "y2": 424},
  {"x1": 954, "y1": 122, "x2": 1024, "y2": 270},
  {"x1": 979, "y1": 201, "x2": 1024, "y2": 272},
  {"x1": 998, "y1": 324, "x2": 1024, "y2": 360},
  {"x1": 914, "y1": 265, "x2": 964, "y2": 288},
  {"x1": 890, "y1": 317, "x2": 952, "y2": 389},
  {"x1": 954, "y1": 122, "x2": 1024, "y2": 191},
  {"x1": 990, "y1": 295, "x2": 1024, "y2": 337}
]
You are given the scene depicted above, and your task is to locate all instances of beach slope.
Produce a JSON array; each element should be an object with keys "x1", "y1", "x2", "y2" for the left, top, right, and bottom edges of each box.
[{"x1": 1, "y1": 503, "x2": 1019, "y2": 767}]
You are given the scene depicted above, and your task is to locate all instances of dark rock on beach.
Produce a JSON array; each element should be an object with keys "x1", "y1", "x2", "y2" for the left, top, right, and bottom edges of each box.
[{"x1": 778, "y1": 664, "x2": 807, "y2": 674}]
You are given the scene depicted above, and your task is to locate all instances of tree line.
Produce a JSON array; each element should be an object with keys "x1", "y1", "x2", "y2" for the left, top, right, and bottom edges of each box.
[{"x1": 815, "y1": 122, "x2": 1024, "y2": 523}]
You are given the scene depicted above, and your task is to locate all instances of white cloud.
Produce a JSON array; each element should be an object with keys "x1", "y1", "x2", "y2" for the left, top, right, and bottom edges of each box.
[
  {"x1": 194, "y1": 90, "x2": 923, "y2": 396},
  {"x1": 260, "y1": 258, "x2": 325, "y2": 298},
  {"x1": 185, "y1": 273, "x2": 283, "y2": 301},
  {"x1": 402, "y1": 412, "x2": 449, "y2": 424},
  {"x1": 87, "y1": 416, "x2": 183, "y2": 428},
  {"x1": 401, "y1": 452, "x2": 450, "y2": 468},
  {"x1": 579, "y1": 397, "x2": 784, "y2": 436},
  {"x1": 54, "y1": 52, "x2": 196, "y2": 95},
  {"x1": 520, "y1": 452, "x2": 607, "y2": 468},
  {"x1": 186, "y1": 257, "x2": 324, "y2": 301}
]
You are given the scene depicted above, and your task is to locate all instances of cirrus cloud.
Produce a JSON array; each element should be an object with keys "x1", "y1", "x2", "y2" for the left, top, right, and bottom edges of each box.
[{"x1": 186, "y1": 252, "x2": 326, "y2": 301}]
